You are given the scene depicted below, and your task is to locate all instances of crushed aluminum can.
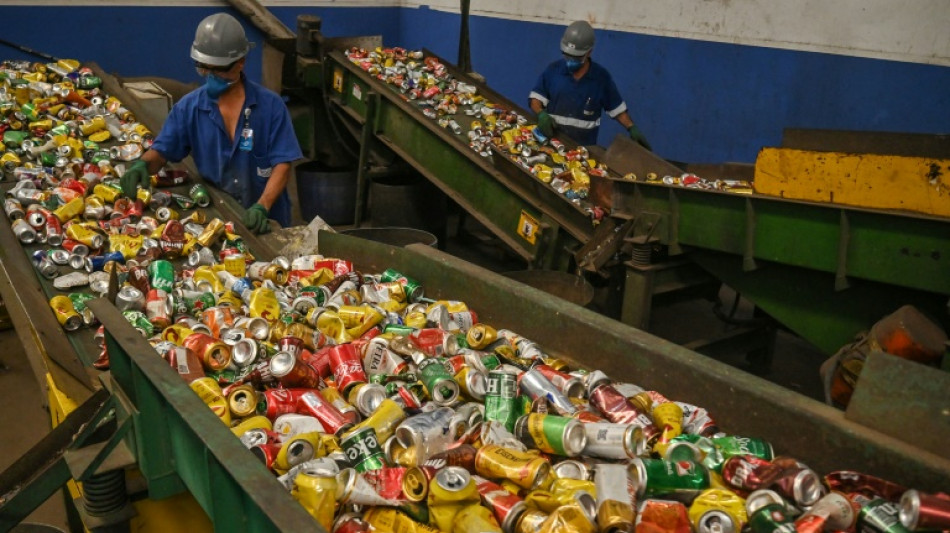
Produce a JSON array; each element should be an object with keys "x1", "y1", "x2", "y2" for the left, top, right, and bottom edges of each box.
[{"x1": 53, "y1": 271, "x2": 89, "y2": 290}]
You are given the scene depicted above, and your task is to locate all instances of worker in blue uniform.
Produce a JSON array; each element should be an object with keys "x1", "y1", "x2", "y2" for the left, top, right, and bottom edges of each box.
[
  {"x1": 529, "y1": 20, "x2": 651, "y2": 150},
  {"x1": 120, "y1": 12, "x2": 302, "y2": 234}
]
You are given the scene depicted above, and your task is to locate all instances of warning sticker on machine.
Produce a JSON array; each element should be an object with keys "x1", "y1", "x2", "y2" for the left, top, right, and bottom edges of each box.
[
  {"x1": 333, "y1": 69, "x2": 344, "y2": 93},
  {"x1": 517, "y1": 211, "x2": 540, "y2": 245},
  {"x1": 352, "y1": 83, "x2": 362, "y2": 101}
]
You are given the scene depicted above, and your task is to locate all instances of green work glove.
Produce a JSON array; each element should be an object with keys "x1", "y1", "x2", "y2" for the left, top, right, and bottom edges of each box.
[
  {"x1": 242, "y1": 203, "x2": 271, "y2": 235},
  {"x1": 628, "y1": 124, "x2": 652, "y2": 151},
  {"x1": 119, "y1": 160, "x2": 150, "y2": 199},
  {"x1": 537, "y1": 110, "x2": 556, "y2": 138}
]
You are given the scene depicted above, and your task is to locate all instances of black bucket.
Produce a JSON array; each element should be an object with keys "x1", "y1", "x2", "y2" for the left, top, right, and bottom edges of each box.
[
  {"x1": 341, "y1": 227, "x2": 438, "y2": 248},
  {"x1": 369, "y1": 174, "x2": 447, "y2": 238},
  {"x1": 295, "y1": 161, "x2": 357, "y2": 226},
  {"x1": 502, "y1": 270, "x2": 595, "y2": 308}
]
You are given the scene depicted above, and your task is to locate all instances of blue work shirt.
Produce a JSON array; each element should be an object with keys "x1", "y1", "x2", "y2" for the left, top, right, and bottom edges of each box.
[
  {"x1": 529, "y1": 58, "x2": 627, "y2": 146},
  {"x1": 151, "y1": 74, "x2": 302, "y2": 227}
]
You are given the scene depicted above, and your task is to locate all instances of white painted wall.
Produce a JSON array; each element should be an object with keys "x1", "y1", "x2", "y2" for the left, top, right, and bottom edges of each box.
[{"x1": 5, "y1": 0, "x2": 948, "y2": 66}]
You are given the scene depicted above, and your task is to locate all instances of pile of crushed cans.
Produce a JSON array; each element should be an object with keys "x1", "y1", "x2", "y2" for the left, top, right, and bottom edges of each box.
[
  {"x1": 4, "y1": 59, "x2": 948, "y2": 533},
  {"x1": 345, "y1": 47, "x2": 611, "y2": 223}
]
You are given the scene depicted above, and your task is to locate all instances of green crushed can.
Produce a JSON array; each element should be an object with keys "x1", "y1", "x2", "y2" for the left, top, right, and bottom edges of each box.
[
  {"x1": 122, "y1": 310, "x2": 154, "y2": 337},
  {"x1": 669, "y1": 434, "x2": 774, "y2": 472},
  {"x1": 3, "y1": 130, "x2": 28, "y2": 147},
  {"x1": 341, "y1": 427, "x2": 387, "y2": 472},
  {"x1": 629, "y1": 457, "x2": 710, "y2": 500},
  {"x1": 380, "y1": 268, "x2": 424, "y2": 303},
  {"x1": 417, "y1": 357, "x2": 459, "y2": 405},
  {"x1": 485, "y1": 369, "x2": 519, "y2": 432},
  {"x1": 77, "y1": 76, "x2": 102, "y2": 90},
  {"x1": 189, "y1": 183, "x2": 211, "y2": 207},
  {"x1": 147, "y1": 260, "x2": 175, "y2": 292},
  {"x1": 383, "y1": 324, "x2": 415, "y2": 336},
  {"x1": 854, "y1": 495, "x2": 909, "y2": 533}
]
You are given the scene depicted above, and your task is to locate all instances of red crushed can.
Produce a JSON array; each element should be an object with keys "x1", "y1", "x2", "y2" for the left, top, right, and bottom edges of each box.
[{"x1": 329, "y1": 343, "x2": 368, "y2": 395}]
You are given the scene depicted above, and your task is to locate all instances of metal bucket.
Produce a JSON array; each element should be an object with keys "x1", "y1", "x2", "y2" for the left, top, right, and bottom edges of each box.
[
  {"x1": 295, "y1": 161, "x2": 357, "y2": 226},
  {"x1": 502, "y1": 270, "x2": 595, "y2": 308},
  {"x1": 341, "y1": 227, "x2": 438, "y2": 248}
]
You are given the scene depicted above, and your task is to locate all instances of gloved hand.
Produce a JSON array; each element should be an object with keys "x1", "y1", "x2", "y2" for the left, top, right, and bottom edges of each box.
[
  {"x1": 628, "y1": 124, "x2": 652, "y2": 151},
  {"x1": 242, "y1": 203, "x2": 271, "y2": 234},
  {"x1": 119, "y1": 160, "x2": 150, "y2": 199},
  {"x1": 537, "y1": 110, "x2": 556, "y2": 138}
]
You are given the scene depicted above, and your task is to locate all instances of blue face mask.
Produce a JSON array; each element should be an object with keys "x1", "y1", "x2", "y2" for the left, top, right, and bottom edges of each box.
[
  {"x1": 205, "y1": 73, "x2": 236, "y2": 98},
  {"x1": 565, "y1": 57, "x2": 585, "y2": 73}
]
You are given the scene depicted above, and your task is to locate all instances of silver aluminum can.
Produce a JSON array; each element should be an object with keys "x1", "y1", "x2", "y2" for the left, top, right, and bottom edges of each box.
[
  {"x1": 231, "y1": 338, "x2": 259, "y2": 368},
  {"x1": 520, "y1": 368, "x2": 577, "y2": 416},
  {"x1": 4, "y1": 198, "x2": 24, "y2": 220},
  {"x1": 116, "y1": 286, "x2": 145, "y2": 312},
  {"x1": 583, "y1": 422, "x2": 645, "y2": 460},
  {"x1": 187, "y1": 247, "x2": 216, "y2": 267},
  {"x1": 49, "y1": 249, "x2": 70, "y2": 265}
]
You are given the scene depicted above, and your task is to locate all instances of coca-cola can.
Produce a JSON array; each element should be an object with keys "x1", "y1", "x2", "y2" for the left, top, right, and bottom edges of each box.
[
  {"x1": 328, "y1": 343, "x2": 367, "y2": 395},
  {"x1": 269, "y1": 351, "x2": 322, "y2": 389}
]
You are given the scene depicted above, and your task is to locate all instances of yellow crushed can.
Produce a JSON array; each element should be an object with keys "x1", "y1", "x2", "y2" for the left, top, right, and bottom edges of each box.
[
  {"x1": 345, "y1": 398, "x2": 407, "y2": 444},
  {"x1": 223, "y1": 253, "x2": 247, "y2": 278},
  {"x1": 230, "y1": 415, "x2": 273, "y2": 438},
  {"x1": 53, "y1": 197, "x2": 84, "y2": 223},
  {"x1": 49, "y1": 295, "x2": 82, "y2": 331},
  {"x1": 365, "y1": 508, "x2": 441, "y2": 533},
  {"x1": 92, "y1": 183, "x2": 120, "y2": 203},
  {"x1": 79, "y1": 116, "x2": 106, "y2": 135},
  {"x1": 474, "y1": 445, "x2": 550, "y2": 490},
  {"x1": 427, "y1": 466, "x2": 480, "y2": 532},
  {"x1": 688, "y1": 488, "x2": 748, "y2": 533},
  {"x1": 189, "y1": 377, "x2": 231, "y2": 425},
  {"x1": 537, "y1": 500, "x2": 596, "y2": 533},
  {"x1": 316, "y1": 309, "x2": 354, "y2": 344},
  {"x1": 248, "y1": 287, "x2": 281, "y2": 323},
  {"x1": 276, "y1": 431, "x2": 324, "y2": 471},
  {"x1": 652, "y1": 401, "x2": 684, "y2": 455},
  {"x1": 453, "y1": 504, "x2": 503, "y2": 532},
  {"x1": 292, "y1": 470, "x2": 337, "y2": 531},
  {"x1": 109, "y1": 234, "x2": 144, "y2": 259}
]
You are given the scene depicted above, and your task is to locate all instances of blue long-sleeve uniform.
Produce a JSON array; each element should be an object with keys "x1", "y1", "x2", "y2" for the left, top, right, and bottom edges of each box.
[{"x1": 151, "y1": 74, "x2": 302, "y2": 227}]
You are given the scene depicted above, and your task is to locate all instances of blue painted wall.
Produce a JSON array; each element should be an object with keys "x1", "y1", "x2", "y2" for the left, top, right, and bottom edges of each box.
[{"x1": 2, "y1": 5, "x2": 947, "y2": 164}]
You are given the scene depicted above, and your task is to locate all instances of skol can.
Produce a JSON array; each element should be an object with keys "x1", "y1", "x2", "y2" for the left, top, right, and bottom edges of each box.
[
  {"x1": 474, "y1": 445, "x2": 550, "y2": 490},
  {"x1": 341, "y1": 427, "x2": 388, "y2": 472},
  {"x1": 455, "y1": 366, "x2": 487, "y2": 401},
  {"x1": 49, "y1": 295, "x2": 82, "y2": 331},
  {"x1": 292, "y1": 468, "x2": 338, "y2": 531},
  {"x1": 629, "y1": 458, "x2": 710, "y2": 501},
  {"x1": 417, "y1": 357, "x2": 460, "y2": 406},
  {"x1": 427, "y1": 466, "x2": 480, "y2": 531},
  {"x1": 689, "y1": 489, "x2": 749, "y2": 533},
  {"x1": 348, "y1": 398, "x2": 407, "y2": 445},
  {"x1": 514, "y1": 413, "x2": 587, "y2": 457},
  {"x1": 269, "y1": 351, "x2": 322, "y2": 389},
  {"x1": 189, "y1": 376, "x2": 231, "y2": 425}
]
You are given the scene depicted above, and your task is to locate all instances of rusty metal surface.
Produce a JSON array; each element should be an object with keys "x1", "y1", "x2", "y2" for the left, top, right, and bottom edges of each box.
[
  {"x1": 317, "y1": 231, "x2": 950, "y2": 491},
  {"x1": 781, "y1": 128, "x2": 950, "y2": 158},
  {"x1": 846, "y1": 351, "x2": 950, "y2": 459}
]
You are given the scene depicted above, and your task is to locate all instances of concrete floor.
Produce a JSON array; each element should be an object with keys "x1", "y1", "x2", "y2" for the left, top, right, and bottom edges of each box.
[{"x1": 0, "y1": 328, "x2": 71, "y2": 532}]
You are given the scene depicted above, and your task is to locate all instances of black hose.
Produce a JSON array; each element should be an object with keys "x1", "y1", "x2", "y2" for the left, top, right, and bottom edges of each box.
[{"x1": 0, "y1": 37, "x2": 58, "y2": 62}]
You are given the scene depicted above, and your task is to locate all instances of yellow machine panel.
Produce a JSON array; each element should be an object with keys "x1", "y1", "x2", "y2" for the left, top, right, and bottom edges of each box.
[{"x1": 753, "y1": 147, "x2": 950, "y2": 217}]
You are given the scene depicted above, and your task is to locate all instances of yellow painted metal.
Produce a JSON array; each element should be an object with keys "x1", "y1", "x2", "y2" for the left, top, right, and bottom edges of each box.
[
  {"x1": 753, "y1": 147, "x2": 950, "y2": 217},
  {"x1": 44, "y1": 374, "x2": 213, "y2": 532}
]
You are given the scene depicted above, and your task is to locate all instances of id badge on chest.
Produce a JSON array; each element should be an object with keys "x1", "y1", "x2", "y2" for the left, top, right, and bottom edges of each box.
[
  {"x1": 238, "y1": 107, "x2": 253, "y2": 151},
  {"x1": 239, "y1": 127, "x2": 253, "y2": 151}
]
